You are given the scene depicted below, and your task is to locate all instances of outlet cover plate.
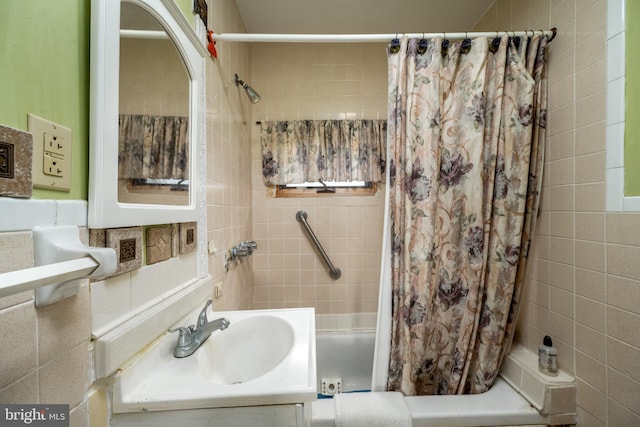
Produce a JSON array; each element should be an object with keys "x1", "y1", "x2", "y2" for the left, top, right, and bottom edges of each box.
[{"x1": 28, "y1": 114, "x2": 72, "y2": 191}]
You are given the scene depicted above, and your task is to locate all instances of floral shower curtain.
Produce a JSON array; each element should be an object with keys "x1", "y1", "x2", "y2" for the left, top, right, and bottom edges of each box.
[
  {"x1": 387, "y1": 34, "x2": 548, "y2": 395},
  {"x1": 260, "y1": 119, "x2": 386, "y2": 185},
  {"x1": 118, "y1": 114, "x2": 189, "y2": 180}
]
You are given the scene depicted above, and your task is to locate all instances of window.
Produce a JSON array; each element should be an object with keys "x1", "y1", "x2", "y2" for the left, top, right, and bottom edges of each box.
[
  {"x1": 606, "y1": 0, "x2": 640, "y2": 210},
  {"x1": 275, "y1": 180, "x2": 377, "y2": 197}
]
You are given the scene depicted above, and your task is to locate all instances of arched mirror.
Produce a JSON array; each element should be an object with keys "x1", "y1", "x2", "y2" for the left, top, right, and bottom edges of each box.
[
  {"x1": 89, "y1": 0, "x2": 207, "y2": 228},
  {"x1": 118, "y1": 2, "x2": 191, "y2": 206}
]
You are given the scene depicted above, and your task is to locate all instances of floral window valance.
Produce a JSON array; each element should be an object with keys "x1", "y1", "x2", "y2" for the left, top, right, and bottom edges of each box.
[
  {"x1": 260, "y1": 119, "x2": 387, "y2": 186},
  {"x1": 118, "y1": 114, "x2": 189, "y2": 180}
]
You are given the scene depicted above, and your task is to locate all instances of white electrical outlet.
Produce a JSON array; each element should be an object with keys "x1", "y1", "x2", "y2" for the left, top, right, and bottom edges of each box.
[
  {"x1": 214, "y1": 281, "x2": 224, "y2": 298},
  {"x1": 43, "y1": 153, "x2": 64, "y2": 177},
  {"x1": 28, "y1": 114, "x2": 72, "y2": 191}
]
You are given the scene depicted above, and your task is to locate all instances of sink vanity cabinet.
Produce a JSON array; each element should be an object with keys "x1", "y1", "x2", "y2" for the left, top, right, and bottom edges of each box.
[{"x1": 110, "y1": 308, "x2": 317, "y2": 427}]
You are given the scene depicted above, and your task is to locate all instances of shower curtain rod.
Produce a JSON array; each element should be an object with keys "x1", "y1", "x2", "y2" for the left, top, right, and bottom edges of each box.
[{"x1": 211, "y1": 28, "x2": 556, "y2": 43}]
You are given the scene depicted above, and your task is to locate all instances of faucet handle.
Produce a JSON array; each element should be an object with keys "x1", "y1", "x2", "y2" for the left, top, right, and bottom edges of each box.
[
  {"x1": 231, "y1": 245, "x2": 249, "y2": 259},
  {"x1": 168, "y1": 327, "x2": 190, "y2": 346},
  {"x1": 197, "y1": 299, "x2": 213, "y2": 327},
  {"x1": 244, "y1": 240, "x2": 258, "y2": 254}
]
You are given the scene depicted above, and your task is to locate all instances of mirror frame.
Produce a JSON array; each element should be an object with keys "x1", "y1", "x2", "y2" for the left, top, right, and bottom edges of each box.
[{"x1": 88, "y1": 0, "x2": 207, "y2": 228}]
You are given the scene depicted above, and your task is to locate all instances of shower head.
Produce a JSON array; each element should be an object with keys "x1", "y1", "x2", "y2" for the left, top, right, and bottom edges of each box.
[{"x1": 234, "y1": 73, "x2": 261, "y2": 104}]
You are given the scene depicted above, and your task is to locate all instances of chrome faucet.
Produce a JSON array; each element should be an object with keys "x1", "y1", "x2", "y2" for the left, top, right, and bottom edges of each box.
[{"x1": 168, "y1": 299, "x2": 230, "y2": 358}]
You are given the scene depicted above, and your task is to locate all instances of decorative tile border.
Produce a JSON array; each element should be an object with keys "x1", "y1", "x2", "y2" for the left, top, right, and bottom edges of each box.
[
  {"x1": 86, "y1": 221, "x2": 194, "y2": 277},
  {"x1": 171, "y1": 223, "x2": 180, "y2": 257},
  {"x1": 0, "y1": 123, "x2": 32, "y2": 198},
  {"x1": 179, "y1": 222, "x2": 197, "y2": 254},
  {"x1": 146, "y1": 226, "x2": 172, "y2": 265},
  {"x1": 106, "y1": 227, "x2": 143, "y2": 276},
  {"x1": 89, "y1": 228, "x2": 106, "y2": 247}
]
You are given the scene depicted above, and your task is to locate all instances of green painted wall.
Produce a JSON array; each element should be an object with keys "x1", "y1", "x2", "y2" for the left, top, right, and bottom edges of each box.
[
  {"x1": 0, "y1": 0, "x2": 90, "y2": 200},
  {"x1": 176, "y1": 0, "x2": 195, "y2": 27},
  {"x1": 626, "y1": 0, "x2": 640, "y2": 196}
]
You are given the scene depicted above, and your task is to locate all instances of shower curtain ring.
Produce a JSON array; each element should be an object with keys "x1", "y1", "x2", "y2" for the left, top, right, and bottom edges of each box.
[
  {"x1": 389, "y1": 34, "x2": 401, "y2": 53},
  {"x1": 461, "y1": 32, "x2": 472, "y2": 53},
  {"x1": 417, "y1": 34, "x2": 428, "y2": 54},
  {"x1": 441, "y1": 33, "x2": 450, "y2": 56}
]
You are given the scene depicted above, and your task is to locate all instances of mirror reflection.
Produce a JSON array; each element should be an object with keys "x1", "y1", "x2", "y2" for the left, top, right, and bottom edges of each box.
[{"x1": 118, "y1": 2, "x2": 190, "y2": 205}]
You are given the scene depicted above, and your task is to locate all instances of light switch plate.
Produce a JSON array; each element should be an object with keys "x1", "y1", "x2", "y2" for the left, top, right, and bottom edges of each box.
[{"x1": 28, "y1": 114, "x2": 72, "y2": 191}]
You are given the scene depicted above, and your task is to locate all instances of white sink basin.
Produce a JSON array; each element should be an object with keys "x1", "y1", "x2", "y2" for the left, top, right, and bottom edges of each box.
[
  {"x1": 197, "y1": 315, "x2": 294, "y2": 384},
  {"x1": 112, "y1": 307, "x2": 316, "y2": 413}
]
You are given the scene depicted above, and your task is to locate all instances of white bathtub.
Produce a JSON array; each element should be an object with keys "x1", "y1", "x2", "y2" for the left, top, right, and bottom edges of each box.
[{"x1": 311, "y1": 331, "x2": 548, "y2": 427}]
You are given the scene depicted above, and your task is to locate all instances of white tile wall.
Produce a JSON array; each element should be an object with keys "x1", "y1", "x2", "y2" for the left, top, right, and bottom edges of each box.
[{"x1": 475, "y1": 1, "x2": 640, "y2": 424}]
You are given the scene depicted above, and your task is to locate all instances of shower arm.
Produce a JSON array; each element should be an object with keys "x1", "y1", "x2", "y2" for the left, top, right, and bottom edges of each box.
[{"x1": 296, "y1": 211, "x2": 341, "y2": 280}]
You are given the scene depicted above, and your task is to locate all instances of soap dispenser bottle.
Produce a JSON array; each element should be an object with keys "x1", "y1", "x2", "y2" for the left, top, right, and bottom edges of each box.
[{"x1": 538, "y1": 335, "x2": 558, "y2": 376}]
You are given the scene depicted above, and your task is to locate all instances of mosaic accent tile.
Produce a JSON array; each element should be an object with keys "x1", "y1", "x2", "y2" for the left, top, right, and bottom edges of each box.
[
  {"x1": 0, "y1": 124, "x2": 32, "y2": 198},
  {"x1": 179, "y1": 222, "x2": 197, "y2": 254},
  {"x1": 106, "y1": 227, "x2": 143, "y2": 276},
  {"x1": 146, "y1": 226, "x2": 172, "y2": 265},
  {"x1": 88, "y1": 229, "x2": 106, "y2": 247}
]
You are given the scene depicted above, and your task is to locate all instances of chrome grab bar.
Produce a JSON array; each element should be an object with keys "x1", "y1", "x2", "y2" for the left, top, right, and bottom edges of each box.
[{"x1": 296, "y1": 211, "x2": 341, "y2": 280}]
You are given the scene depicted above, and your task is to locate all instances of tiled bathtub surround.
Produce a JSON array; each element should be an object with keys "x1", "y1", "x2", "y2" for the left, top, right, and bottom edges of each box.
[
  {"x1": 204, "y1": 0, "x2": 254, "y2": 313},
  {"x1": 475, "y1": 1, "x2": 640, "y2": 425},
  {"x1": 250, "y1": 43, "x2": 387, "y2": 315}
]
